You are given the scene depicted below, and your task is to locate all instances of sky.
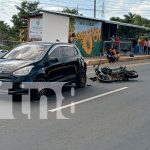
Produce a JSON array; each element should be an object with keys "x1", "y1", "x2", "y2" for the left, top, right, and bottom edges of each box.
[{"x1": 1, "y1": 0, "x2": 150, "y2": 26}]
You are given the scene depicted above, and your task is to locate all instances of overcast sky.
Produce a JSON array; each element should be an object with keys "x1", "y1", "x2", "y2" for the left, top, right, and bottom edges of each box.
[{"x1": 0, "y1": 0, "x2": 150, "y2": 26}]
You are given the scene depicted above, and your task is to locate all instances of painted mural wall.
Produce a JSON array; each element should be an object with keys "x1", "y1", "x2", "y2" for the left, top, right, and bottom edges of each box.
[{"x1": 69, "y1": 18, "x2": 102, "y2": 57}]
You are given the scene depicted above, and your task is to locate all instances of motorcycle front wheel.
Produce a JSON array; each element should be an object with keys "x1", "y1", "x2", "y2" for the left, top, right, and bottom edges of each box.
[
  {"x1": 125, "y1": 70, "x2": 138, "y2": 78},
  {"x1": 98, "y1": 73, "x2": 114, "y2": 83}
]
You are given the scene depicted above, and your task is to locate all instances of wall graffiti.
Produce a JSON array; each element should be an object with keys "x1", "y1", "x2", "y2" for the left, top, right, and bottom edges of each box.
[{"x1": 69, "y1": 18, "x2": 102, "y2": 57}]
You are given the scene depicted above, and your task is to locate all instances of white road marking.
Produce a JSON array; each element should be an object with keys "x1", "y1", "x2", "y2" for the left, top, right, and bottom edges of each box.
[
  {"x1": 49, "y1": 87, "x2": 128, "y2": 112},
  {"x1": 0, "y1": 90, "x2": 8, "y2": 95}
]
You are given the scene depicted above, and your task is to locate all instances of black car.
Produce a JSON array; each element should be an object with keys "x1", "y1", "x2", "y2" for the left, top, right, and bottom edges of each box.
[{"x1": 0, "y1": 42, "x2": 87, "y2": 91}]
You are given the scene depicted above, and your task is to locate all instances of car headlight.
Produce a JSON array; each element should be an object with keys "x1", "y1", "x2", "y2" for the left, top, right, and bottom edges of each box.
[{"x1": 13, "y1": 66, "x2": 34, "y2": 76}]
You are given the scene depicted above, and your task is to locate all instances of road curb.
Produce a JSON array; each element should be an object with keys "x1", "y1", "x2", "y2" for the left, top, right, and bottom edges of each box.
[{"x1": 85, "y1": 55, "x2": 150, "y2": 66}]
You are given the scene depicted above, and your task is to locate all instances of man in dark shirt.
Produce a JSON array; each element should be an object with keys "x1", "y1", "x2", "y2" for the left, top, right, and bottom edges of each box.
[{"x1": 132, "y1": 38, "x2": 138, "y2": 54}]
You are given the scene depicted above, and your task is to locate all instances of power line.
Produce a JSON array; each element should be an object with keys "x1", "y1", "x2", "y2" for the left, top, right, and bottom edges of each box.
[
  {"x1": 1, "y1": 0, "x2": 150, "y2": 22},
  {"x1": 106, "y1": 0, "x2": 150, "y2": 3},
  {"x1": 104, "y1": 9, "x2": 150, "y2": 12},
  {"x1": 47, "y1": 0, "x2": 96, "y2": 7},
  {"x1": 49, "y1": 1, "x2": 91, "y2": 7},
  {"x1": 40, "y1": 3, "x2": 102, "y2": 11}
]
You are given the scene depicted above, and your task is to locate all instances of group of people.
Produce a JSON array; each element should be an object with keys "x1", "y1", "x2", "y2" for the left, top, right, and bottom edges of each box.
[
  {"x1": 132, "y1": 36, "x2": 150, "y2": 55},
  {"x1": 106, "y1": 35, "x2": 150, "y2": 63},
  {"x1": 106, "y1": 47, "x2": 120, "y2": 63}
]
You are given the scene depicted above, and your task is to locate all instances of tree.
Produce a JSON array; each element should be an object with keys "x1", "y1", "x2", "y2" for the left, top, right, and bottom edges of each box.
[
  {"x1": 123, "y1": 12, "x2": 136, "y2": 23},
  {"x1": 134, "y1": 15, "x2": 144, "y2": 26},
  {"x1": 0, "y1": 21, "x2": 10, "y2": 40},
  {"x1": 110, "y1": 12, "x2": 136, "y2": 24},
  {"x1": 0, "y1": 21, "x2": 16, "y2": 50},
  {"x1": 110, "y1": 17, "x2": 124, "y2": 22},
  {"x1": 110, "y1": 12, "x2": 150, "y2": 28},
  {"x1": 134, "y1": 15, "x2": 150, "y2": 27},
  {"x1": 11, "y1": 1, "x2": 40, "y2": 41},
  {"x1": 62, "y1": 7, "x2": 80, "y2": 15}
]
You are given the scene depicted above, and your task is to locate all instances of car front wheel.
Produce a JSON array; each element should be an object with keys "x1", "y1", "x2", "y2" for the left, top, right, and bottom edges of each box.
[{"x1": 76, "y1": 70, "x2": 86, "y2": 88}]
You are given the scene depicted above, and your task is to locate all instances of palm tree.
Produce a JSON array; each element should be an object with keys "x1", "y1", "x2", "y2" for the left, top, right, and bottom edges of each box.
[{"x1": 124, "y1": 12, "x2": 136, "y2": 23}]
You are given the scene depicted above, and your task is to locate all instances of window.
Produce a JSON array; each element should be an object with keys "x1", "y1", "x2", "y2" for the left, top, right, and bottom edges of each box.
[
  {"x1": 1, "y1": 50, "x2": 8, "y2": 53},
  {"x1": 49, "y1": 46, "x2": 63, "y2": 61},
  {"x1": 3, "y1": 44, "x2": 50, "y2": 60},
  {"x1": 63, "y1": 46, "x2": 76, "y2": 58},
  {"x1": 74, "y1": 47, "x2": 79, "y2": 55}
]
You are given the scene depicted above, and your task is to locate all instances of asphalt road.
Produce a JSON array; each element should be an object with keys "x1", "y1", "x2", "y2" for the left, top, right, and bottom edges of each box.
[{"x1": 0, "y1": 59, "x2": 150, "y2": 150}]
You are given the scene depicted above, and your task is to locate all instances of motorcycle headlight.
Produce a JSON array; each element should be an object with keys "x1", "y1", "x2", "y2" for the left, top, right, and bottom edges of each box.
[{"x1": 13, "y1": 66, "x2": 34, "y2": 76}]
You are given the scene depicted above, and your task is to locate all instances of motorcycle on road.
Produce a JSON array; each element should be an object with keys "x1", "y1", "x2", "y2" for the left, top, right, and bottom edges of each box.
[{"x1": 92, "y1": 61, "x2": 138, "y2": 83}]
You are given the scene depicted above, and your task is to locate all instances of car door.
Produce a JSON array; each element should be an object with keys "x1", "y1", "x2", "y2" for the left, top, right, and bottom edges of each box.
[
  {"x1": 62, "y1": 46, "x2": 78, "y2": 81},
  {"x1": 45, "y1": 46, "x2": 64, "y2": 82}
]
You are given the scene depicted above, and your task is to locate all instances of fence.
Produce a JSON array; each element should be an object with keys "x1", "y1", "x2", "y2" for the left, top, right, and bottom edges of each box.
[
  {"x1": 0, "y1": 40, "x2": 21, "y2": 50},
  {"x1": 103, "y1": 41, "x2": 132, "y2": 55},
  {"x1": 0, "y1": 39, "x2": 133, "y2": 56}
]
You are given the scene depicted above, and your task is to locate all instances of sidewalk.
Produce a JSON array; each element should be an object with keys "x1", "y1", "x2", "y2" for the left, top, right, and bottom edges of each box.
[{"x1": 85, "y1": 55, "x2": 150, "y2": 66}]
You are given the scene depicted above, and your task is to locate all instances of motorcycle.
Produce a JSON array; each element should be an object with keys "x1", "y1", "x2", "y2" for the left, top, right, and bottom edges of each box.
[{"x1": 92, "y1": 61, "x2": 138, "y2": 83}]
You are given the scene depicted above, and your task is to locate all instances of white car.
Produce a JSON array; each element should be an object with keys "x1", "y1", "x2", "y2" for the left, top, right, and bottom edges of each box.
[{"x1": 0, "y1": 49, "x2": 8, "y2": 58}]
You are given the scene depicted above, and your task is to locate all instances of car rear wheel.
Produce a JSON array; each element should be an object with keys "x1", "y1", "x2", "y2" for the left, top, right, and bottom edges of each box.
[{"x1": 76, "y1": 70, "x2": 86, "y2": 88}]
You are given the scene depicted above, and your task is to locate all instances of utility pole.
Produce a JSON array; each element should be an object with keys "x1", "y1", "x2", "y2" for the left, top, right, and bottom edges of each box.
[
  {"x1": 102, "y1": 1, "x2": 105, "y2": 19},
  {"x1": 94, "y1": 0, "x2": 96, "y2": 18}
]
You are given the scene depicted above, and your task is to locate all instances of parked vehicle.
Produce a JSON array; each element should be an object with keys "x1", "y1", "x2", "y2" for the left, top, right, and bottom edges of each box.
[
  {"x1": 0, "y1": 49, "x2": 8, "y2": 58},
  {"x1": 93, "y1": 61, "x2": 138, "y2": 82},
  {"x1": 0, "y1": 42, "x2": 87, "y2": 99}
]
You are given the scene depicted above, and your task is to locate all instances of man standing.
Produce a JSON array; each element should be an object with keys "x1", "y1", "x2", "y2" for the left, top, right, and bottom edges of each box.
[
  {"x1": 114, "y1": 35, "x2": 120, "y2": 50},
  {"x1": 132, "y1": 36, "x2": 138, "y2": 55},
  {"x1": 144, "y1": 38, "x2": 148, "y2": 54},
  {"x1": 139, "y1": 38, "x2": 144, "y2": 55},
  {"x1": 148, "y1": 39, "x2": 150, "y2": 55}
]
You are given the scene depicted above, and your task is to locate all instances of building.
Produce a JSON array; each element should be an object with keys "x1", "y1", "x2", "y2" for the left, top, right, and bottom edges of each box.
[{"x1": 28, "y1": 10, "x2": 150, "y2": 57}]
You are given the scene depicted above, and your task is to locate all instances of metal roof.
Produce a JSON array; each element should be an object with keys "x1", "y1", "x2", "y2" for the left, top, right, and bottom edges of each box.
[
  {"x1": 29, "y1": 10, "x2": 150, "y2": 31},
  {"x1": 104, "y1": 20, "x2": 150, "y2": 30}
]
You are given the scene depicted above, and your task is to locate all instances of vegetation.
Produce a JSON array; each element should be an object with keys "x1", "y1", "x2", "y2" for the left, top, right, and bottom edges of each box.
[
  {"x1": 0, "y1": 1, "x2": 40, "y2": 49},
  {"x1": 0, "y1": 1, "x2": 150, "y2": 49},
  {"x1": 0, "y1": 1, "x2": 40, "y2": 42},
  {"x1": 0, "y1": 21, "x2": 10, "y2": 40},
  {"x1": 110, "y1": 12, "x2": 150, "y2": 28},
  {"x1": 11, "y1": 1, "x2": 40, "y2": 41},
  {"x1": 62, "y1": 7, "x2": 79, "y2": 15},
  {"x1": 62, "y1": 7, "x2": 83, "y2": 16}
]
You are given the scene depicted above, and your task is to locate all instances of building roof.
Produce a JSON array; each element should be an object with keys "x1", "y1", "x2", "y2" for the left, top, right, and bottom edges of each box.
[
  {"x1": 29, "y1": 10, "x2": 150, "y2": 31},
  {"x1": 104, "y1": 20, "x2": 150, "y2": 30}
]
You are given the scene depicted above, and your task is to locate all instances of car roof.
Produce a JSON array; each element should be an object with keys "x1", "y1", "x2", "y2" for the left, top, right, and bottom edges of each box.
[
  {"x1": 25, "y1": 41, "x2": 75, "y2": 47},
  {"x1": 25, "y1": 41, "x2": 53, "y2": 46}
]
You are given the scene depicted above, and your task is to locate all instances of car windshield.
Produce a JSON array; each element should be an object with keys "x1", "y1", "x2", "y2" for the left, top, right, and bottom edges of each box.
[{"x1": 3, "y1": 44, "x2": 50, "y2": 60}]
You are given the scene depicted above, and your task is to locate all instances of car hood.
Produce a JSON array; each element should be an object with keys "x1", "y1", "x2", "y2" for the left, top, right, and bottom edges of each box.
[{"x1": 0, "y1": 59, "x2": 35, "y2": 73}]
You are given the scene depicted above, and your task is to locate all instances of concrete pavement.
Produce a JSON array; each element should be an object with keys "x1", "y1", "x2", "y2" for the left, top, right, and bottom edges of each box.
[{"x1": 0, "y1": 60, "x2": 150, "y2": 150}]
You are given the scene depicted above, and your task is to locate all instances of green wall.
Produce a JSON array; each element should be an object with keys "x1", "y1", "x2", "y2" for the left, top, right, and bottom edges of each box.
[{"x1": 69, "y1": 17, "x2": 103, "y2": 57}]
